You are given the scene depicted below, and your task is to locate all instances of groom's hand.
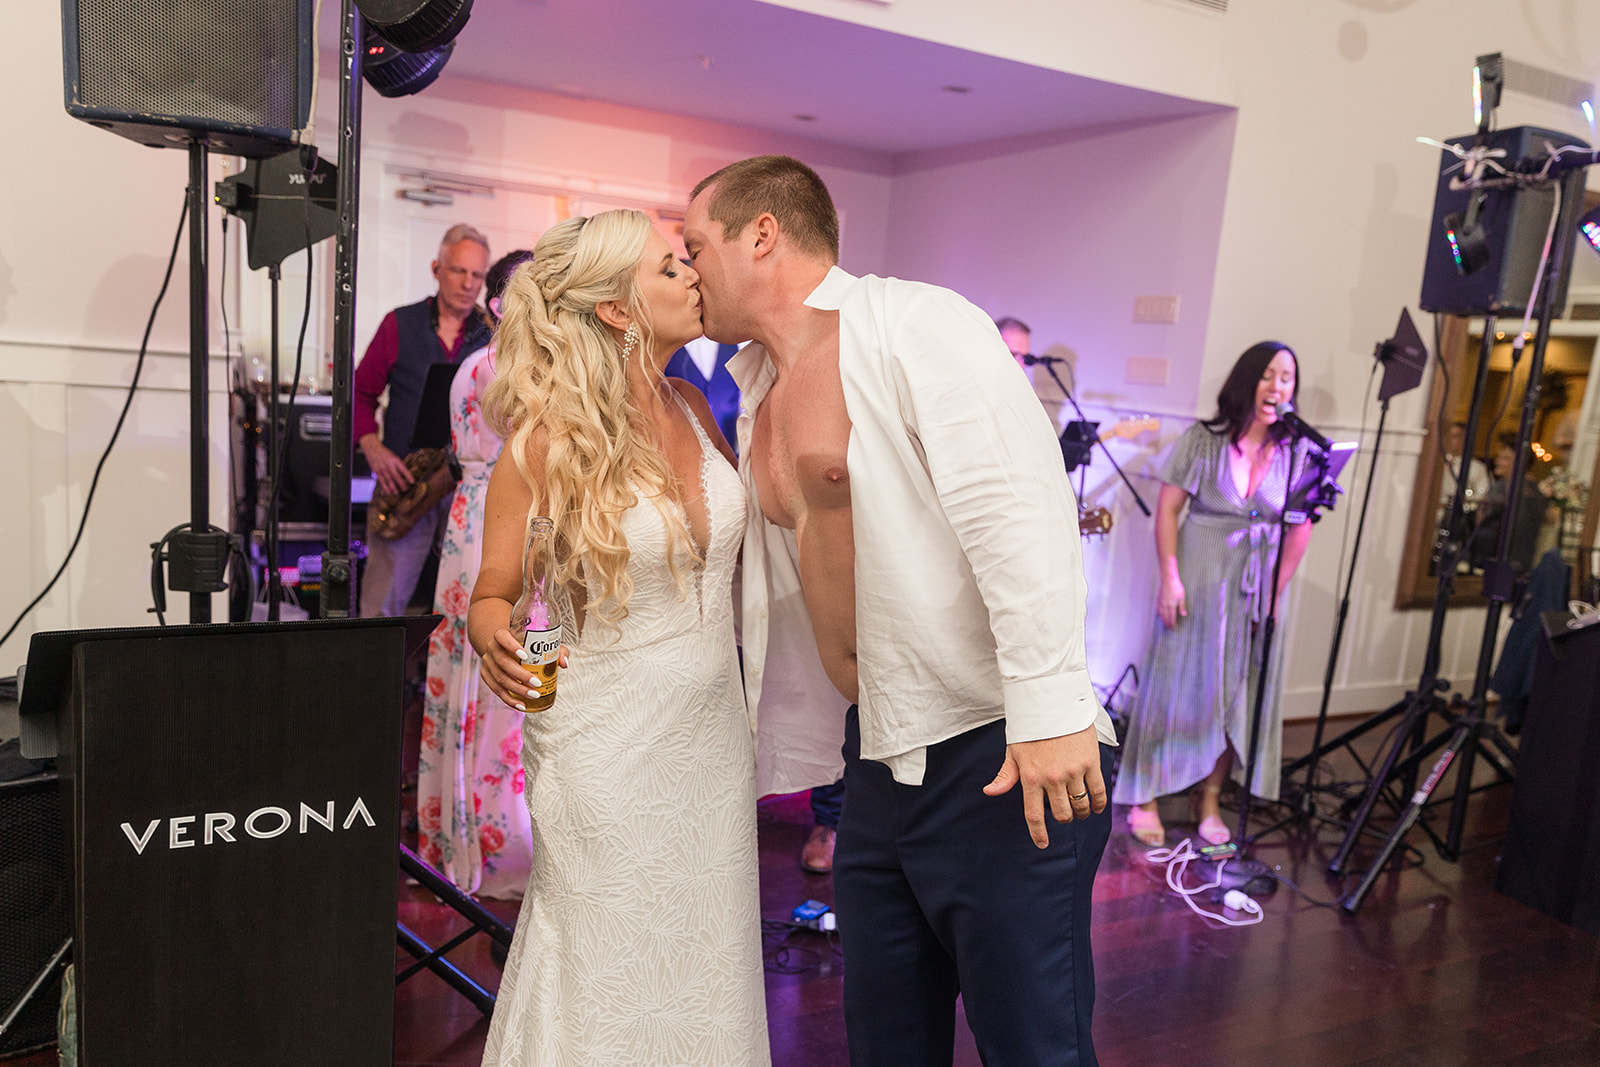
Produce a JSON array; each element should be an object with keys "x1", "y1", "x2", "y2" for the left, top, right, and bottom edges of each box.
[{"x1": 983, "y1": 725, "x2": 1106, "y2": 848}]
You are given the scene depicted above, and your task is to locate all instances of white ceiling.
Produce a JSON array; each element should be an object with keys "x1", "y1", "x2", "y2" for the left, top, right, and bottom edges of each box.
[{"x1": 335, "y1": 0, "x2": 1223, "y2": 156}]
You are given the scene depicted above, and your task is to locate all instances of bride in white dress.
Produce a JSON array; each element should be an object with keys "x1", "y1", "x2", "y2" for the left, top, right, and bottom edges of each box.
[{"x1": 468, "y1": 210, "x2": 768, "y2": 1066}]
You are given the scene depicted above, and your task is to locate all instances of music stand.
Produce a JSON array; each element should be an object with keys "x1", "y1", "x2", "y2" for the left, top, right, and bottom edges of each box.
[
  {"x1": 1286, "y1": 441, "x2": 1359, "y2": 520},
  {"x1": 1036, "y1": 362, "x2": 1151, "y2": 517},
  {"x1": 1059, "y1": 420, "x2": 1098, "y2": 475}
]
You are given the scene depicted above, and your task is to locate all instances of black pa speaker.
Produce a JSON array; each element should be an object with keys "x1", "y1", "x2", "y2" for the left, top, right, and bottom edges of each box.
[
  {"x1": 1419, "y1": 125, "x2": 1589, "y2": 317},
  {"x1": 0, "y1": 773, "x2": 70, "y2": 1058},
  {"x1": 61, "y1": 0, "x2": 314, "y2": 158}
]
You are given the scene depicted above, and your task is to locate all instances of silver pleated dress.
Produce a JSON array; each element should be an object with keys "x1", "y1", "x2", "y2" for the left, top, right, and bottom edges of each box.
[{"x1": 1113, "y1": 422, "x2": 1306, "y2": 805}]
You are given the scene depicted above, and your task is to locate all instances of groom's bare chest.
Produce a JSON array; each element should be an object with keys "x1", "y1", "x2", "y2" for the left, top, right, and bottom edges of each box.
[{"x1": 750, "y1": 345, "x2": 851, "y2": 531}]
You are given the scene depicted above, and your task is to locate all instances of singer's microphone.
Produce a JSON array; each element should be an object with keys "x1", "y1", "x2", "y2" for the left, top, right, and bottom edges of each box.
[
  {"x1": 1022, "y1": 353, "x2": 1065, "y2": 366},
  {"x1": 1273, "y1": 399, "x2": 1330, "y2": 451}
]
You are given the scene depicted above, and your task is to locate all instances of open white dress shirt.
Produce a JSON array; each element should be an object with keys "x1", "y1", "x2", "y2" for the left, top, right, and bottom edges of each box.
[{"x1": 731, "y1": 267, "x2": 1115, "y2": 789}]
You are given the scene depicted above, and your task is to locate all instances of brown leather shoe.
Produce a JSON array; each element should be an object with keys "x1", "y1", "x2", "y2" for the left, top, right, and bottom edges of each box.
[{"x1": 800, "y1": 825, "x2": 836, "y2": 874}]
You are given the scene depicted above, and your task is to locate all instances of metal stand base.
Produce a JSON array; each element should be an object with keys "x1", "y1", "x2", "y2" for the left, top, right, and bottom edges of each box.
[
  {"x1": 0, "y1": 938, "x2": 71, "y2": 1048},
  {"x1": 1214, "y1": 857, "x2": 1279, "y2": 897},
  {"x1": 395, "y1": 843, "x2": 515, "y2": 1017}
]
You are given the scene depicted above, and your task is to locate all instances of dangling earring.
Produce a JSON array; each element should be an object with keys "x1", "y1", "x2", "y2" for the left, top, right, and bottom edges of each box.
[{"x1": 620, "y1": 322, "x2": 640, "y2": 363}]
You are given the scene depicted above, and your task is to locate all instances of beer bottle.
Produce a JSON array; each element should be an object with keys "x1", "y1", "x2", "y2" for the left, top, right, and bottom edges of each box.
[{"x1": 509, "y1": 515, "x2": 561, "y2": 712}]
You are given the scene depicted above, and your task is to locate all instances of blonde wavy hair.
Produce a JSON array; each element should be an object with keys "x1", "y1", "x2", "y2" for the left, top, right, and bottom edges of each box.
[{"x1": 482, "y1": 209, "x2": 696, "y2": 626}]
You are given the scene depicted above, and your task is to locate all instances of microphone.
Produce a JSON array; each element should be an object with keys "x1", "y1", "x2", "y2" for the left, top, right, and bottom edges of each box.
[
  {"x1": 1273, "y1": 400, "x2": 1330, "y2": 451},
  {"x1": 1022, "y1": 353, "x2": 1067, "y2": 366}
]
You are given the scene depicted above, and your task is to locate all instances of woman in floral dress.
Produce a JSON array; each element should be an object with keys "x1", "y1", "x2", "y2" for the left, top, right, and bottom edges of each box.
[{"x1": 418, "y1": 250, "x2": 535, "y2": 897}]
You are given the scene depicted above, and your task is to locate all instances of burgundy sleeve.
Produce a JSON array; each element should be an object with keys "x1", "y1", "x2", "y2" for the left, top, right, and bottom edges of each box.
[{"x1": 353, "y1": 312, "x2": 400, "y2": 443}]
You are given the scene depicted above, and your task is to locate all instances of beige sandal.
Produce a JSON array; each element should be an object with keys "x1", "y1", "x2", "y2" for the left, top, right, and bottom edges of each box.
[
  {"x1": 1128, "y1": 805, "x2": 1165, "y2": 847},
  {"x1": 1194, "y1": 785, "x2": 1231, "y2": 845}
]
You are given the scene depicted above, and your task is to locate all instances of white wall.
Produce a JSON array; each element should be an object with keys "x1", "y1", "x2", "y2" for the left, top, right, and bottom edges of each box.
[
  {"x1": 2, "y1": 2, "x2": 236, "y2": 671},
  {"x1": 769, "y1": 0, "x2": 1600, "y2": 717},
  {"x1": 337, "y1": 76, "x2": 898, "y2": 351},
  {"x1": 880, "y1": 112, "x2": 1239, "y2": 679},
  {"x1": 886, "y1": 112, "x2": 1237, "y2": 415}
]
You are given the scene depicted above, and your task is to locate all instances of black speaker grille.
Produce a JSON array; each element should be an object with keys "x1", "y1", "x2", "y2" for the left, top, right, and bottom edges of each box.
[
  {"x1": 75, "y1": 0, "x2": 301, "y2": 130},
  {"x1": 0, "y1": 774, "x2": 69, "y2": 1056}
]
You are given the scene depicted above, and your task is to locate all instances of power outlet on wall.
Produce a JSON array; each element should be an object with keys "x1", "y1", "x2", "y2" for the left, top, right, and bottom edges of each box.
[
  {"x1": 1125, "y1": 356, "x2": 1170, "y2": 386},
  {"x1": 1133, "y1": 295, "x2": 1180, "y2": 324}
]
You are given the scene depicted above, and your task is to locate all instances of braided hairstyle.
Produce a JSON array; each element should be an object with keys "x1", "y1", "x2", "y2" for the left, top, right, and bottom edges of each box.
[{"x1": 482, "y1": 210, "x2": 696, "y2": 626}]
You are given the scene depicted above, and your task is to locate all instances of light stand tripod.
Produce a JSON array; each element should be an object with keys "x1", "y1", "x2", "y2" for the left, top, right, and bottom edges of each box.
[
  {"x1": 1277, "y1": 311, "x2": 1427, "y2": 819},
  {"x1": 148, "y1": 144, "x2": 236, "y2": 625},
  {"x1": 1323, "y1": 323, "x2": 1498, "y2": 882},
  {"x1": 214, "y1": 146, "x2": 340, "y2": 621},
  {"x1": 1334, "y1": 164, "x2": 1585, "y2": 914},
  {"x1": 322, "y1": 1, "x2": 513, "y2": 1011}
]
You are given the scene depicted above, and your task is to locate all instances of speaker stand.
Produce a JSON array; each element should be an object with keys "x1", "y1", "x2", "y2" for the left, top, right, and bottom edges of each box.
[
  {"x1": 0, "y1": 937, "x2": 70, "y2": 1048},
  {"x1": 395, "y1": 844, "x2": 514, "y2": 1016}
]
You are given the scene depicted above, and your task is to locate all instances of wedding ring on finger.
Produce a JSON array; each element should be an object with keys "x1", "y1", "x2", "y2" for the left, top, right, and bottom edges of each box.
[{"x1": 1068, "y1": 789, "x2": 1090, "y2": 801}]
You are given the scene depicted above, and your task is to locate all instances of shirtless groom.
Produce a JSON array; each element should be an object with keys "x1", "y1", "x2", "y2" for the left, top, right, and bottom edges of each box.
[{"x1": 685, "y1": 155, "x2": 1117, "y2": 1065}]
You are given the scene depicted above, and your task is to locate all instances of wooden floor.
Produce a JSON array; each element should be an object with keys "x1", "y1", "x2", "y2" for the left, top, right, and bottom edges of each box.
[{"x1": 9, "y1": 719, "x2": 1599, "y2": 1066}]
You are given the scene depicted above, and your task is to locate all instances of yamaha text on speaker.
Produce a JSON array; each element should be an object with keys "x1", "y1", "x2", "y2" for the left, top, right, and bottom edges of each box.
[{"x1": 61, "y1": 0, "x2": 313, "y2": 158}]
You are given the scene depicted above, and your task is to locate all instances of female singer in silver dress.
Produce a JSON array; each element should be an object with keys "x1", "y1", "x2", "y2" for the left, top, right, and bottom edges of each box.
[{"x1": 1114, "y1": 342, "x2": 1315, "y2": 848}]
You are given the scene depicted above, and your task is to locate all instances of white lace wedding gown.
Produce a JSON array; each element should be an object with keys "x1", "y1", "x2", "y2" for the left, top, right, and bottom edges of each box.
[{"x1": 481, "y1": 401, "x2": 769, "y2": 1067}]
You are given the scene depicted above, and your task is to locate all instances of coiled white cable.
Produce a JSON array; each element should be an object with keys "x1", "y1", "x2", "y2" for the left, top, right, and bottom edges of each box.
[{"x1": 1143, "y1": 838, "x2": 1265, "y2": 927}]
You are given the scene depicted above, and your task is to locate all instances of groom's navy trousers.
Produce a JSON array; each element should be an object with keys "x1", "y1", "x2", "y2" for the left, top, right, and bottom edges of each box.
[{"x1": 834, "y1": 706, "x2": 1113, "y2": 1067}]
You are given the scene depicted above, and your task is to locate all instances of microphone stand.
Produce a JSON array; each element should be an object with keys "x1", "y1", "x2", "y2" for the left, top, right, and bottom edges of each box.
[
  {"x1": 1035, "y1": 357, "x2": 1152, "y2": 517},
  {"x1": 1205, "y1": 418, "x2": 1332, "y2": 909},
  {"x1": 1232, "y1": 430, "x2": 1303, "y2": 855}
]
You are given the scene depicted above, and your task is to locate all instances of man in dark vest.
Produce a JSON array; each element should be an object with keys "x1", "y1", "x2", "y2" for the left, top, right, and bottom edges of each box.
[{"x1": 354, "y1": 223, "x2": 493, "y2": 617}]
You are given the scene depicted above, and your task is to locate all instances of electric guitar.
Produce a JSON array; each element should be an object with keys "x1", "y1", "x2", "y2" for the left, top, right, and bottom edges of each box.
[
  {"x1": 1077, "y1": 415, "x2": 1161, "y2": 539},
  {"x1": 1096, "y1": 414, "x2": 1160, "y2": 444},
  {"x1": 1078, "y1": 506, "x2": 1114, "y2": 538}
]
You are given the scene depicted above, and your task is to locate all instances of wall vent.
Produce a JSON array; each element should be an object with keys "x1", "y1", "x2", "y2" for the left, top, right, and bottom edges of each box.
[
  {"x1": 1504, "y1": 58, "x2": 1594, "y2": 112},
  {"x1": 1175, "y1": 0, "x2": 1227, "y2": 10}
]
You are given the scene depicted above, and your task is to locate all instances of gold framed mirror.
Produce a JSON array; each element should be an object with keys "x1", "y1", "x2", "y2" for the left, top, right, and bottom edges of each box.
[{"x1": 1396, "y1": 315, "x2": 1600, "y2": 608}]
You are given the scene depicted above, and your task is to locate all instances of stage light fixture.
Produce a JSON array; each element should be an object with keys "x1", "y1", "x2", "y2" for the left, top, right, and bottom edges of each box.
[
  {"x1": 1473, "y1": 52, "x2": 1503, "y2": 134},
  {"x1": 354, "y1": 0, "x2": 473, "y2": 53},
  {"x1": 1579, "y1": 203, "x2": 1600, "y2": 258},
  {"x1": 1443, "y1": 202, "x2": 1491, "y2": 275},
  {"x1": 362, "y1": 24, "x2": 454, "y2": 98}
]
